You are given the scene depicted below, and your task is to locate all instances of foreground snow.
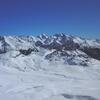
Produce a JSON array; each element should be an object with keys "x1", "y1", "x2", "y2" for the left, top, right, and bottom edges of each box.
[{"x1": 0, "y1": 62, "x2": 100, "y2": 100}]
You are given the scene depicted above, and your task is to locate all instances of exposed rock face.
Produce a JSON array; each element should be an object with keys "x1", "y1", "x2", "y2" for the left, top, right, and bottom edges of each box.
[
  {"x1": 0, "y1": 36, "x2": 9, "y2": 54},
  {"x1": 81, "y1": 47, "x2": 100, "y2": 60},
  {"x1": 45, "y1": 50, "x2": 89, "y2": 66},
  {"x1": 35, "y1": 34, "x2": 80, "y2": 50},
  {"x1": 19, "y1": 48, "x2": 39, "y2": 55}
]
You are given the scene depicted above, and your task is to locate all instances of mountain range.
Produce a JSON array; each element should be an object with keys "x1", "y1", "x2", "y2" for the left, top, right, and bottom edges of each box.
[
  {"x1": 0, "y1": 33, "x2": 100, "y2": 100},
  {"x1": 0, "y1": 33, "x2": 100, "y2": 69}
]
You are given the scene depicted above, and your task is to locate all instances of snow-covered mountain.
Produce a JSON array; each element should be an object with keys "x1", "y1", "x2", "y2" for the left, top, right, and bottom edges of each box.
[
  {"x1": 0, "y1": 33, "x2": 100, "y2": 68},
  {"x1": 0, "y1": 34, "x2": 100, "y2": 100}
]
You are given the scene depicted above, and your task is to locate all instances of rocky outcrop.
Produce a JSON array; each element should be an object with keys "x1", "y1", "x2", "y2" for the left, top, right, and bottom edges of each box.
[
  {"x1": 19, "y1": 48, "x2": 39, "y2": 55},
  {"x1": 0, "y1": 36, "x2": 9, "y2": 54},
  {"x1": 81, "y1": 47, "x2": 100, "y2": 60}
]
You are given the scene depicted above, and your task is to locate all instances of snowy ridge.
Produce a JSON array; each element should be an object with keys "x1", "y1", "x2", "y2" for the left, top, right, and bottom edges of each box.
[{"x1": 0, "y1": 34, "x2": 100, "y2": 68}]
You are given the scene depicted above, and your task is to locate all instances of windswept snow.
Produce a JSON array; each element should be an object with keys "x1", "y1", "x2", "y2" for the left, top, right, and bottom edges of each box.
[{"x1": 0, "y1": 63, "x2": 100, "y2": 100}]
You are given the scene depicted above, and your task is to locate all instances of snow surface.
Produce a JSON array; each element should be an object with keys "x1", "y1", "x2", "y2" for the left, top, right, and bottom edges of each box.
[
  {"x1": 73, "y1": 36, "x2": 100, "y2": 48},
  {"x1": 0, "y1": 64, "x2": 100, "y2": 100}
]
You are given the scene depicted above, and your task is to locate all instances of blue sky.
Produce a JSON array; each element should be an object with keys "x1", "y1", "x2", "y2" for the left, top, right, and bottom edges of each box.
[{"x1": 0, "y1": 0, "x2": 100, "y2": 39}]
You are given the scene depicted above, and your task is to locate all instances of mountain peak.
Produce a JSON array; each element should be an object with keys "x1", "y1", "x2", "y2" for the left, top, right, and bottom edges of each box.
[{"x1": 37, "y1": 33, "x2": 49, "y2": 39}]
